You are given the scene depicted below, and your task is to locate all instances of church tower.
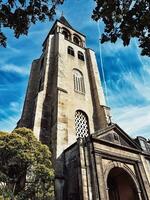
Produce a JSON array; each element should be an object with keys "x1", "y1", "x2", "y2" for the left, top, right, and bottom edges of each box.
[
  {"x1": 18, "y1": 16, "x2": 110, "y2": 158},
  {"x1": 18, "y1": 16, "x2": 150, "y2": 200}
]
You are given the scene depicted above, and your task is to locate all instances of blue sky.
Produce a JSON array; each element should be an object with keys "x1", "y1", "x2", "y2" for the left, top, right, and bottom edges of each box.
[{"x1": 0, "y1": 0, "x2": 150, "y2": 138}]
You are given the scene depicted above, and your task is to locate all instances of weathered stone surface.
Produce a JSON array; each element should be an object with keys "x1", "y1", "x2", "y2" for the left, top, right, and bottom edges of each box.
[{"x1": 19, "y1": 17, "x2": 150, "y2": 200}]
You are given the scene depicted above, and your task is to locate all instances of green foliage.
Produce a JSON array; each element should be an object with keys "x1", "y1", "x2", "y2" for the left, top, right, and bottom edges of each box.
[
  {"x1": 1, "y1": 0, "x2": 150, "y2": 56},
  {"x1": 92, "y1": 0, "x2": 150, "y2": 56},
  {"x1": 0, "y1": 128, "x2": 54, "y2": 200},
  {"x1": 0, "y1": 0, "x2": 64, "y2": 47}
]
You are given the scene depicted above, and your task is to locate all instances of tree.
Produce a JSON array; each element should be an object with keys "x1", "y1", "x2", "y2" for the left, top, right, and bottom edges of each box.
[
  {"x1": 1, "y1": 0, "x2": 150, "y2": 56},
  {"x1": 92, "y1": 0, "x2": 150, "y2": 56},
  {"x1": 0, "y1": 128, "x2": 54, "y2": 200},
  {"x1": 0, "y1": 0, "x2": 63, "y2": 47}
]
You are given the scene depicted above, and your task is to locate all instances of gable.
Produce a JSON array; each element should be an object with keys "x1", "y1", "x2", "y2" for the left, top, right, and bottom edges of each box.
[{"x1": 93, "y1": 124, "x2": 140, "y2": 150}]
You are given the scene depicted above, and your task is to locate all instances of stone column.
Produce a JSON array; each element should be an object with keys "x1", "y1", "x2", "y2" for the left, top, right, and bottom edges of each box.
[{"x1": 95, "y1": 155, "x2": 107, "y2": 200}]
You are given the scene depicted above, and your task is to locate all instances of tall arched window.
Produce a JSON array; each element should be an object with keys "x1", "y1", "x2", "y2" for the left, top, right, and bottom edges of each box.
[
  {"x1": 75, "y1": 110, "x2": 89, "y2": 138},
  {"x1": 73, "y1": 69, "x2": 85, "y2": 94}
]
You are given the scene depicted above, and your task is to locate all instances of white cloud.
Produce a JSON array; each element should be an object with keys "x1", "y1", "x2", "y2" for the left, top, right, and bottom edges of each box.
[
  {"x1": 103, "y1": 39, "x2": 150, "y2": 138},
  {"x1": 111, "y1": 105, "x2": 150, "y2": 138},
  {"x1": 0, "y1": 64, "x2": 29, "y2": 76},
  {"x1": 106, "y1": 63, "x2": 150, "y2": 138},
  {"x1": 143, "y1": 64, "x2": 150, "y2": 75},
  {"x1": 101, "y1": 39, "x2": 132, "y2": 58},
  {"x1": 0, "y1": 100, "x2": 23, "y2": 132},
  {"x1": 9, "y1": 102, "x2": 21, "y2": 112},
  {"x1": 121, "y1": 67, "x2": 150, "y2": 102},
  {"x1": 0, "y1": 114, "x2": 19, "y2": 132},
  {"x1": 7, "y1": 45, "x2": 21, "y2": 54}
]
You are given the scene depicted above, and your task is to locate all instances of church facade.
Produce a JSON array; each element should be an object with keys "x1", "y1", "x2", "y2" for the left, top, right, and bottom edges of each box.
[{"x1": 18, "y1": 17, "x2": 150, "y2": 200}]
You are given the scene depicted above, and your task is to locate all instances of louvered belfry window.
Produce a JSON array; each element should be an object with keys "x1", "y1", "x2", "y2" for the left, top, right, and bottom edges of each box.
[
  {"x1": 75, "y1": 110, "x2": 89, "y2": 138},
  {"x1": 68, "y1": 46, "x2": 75, "y2": 56},
  {"x1": 73, "y1": 69, "x2": 85, "y2": 94},
  {"x1": 78, "y1": 51, "x2": 84, "y2": 61}
]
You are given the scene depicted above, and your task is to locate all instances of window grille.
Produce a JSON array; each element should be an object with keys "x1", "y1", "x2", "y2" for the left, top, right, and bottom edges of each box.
[
  {"x1": 68, "y1": 46, "x2": 75, "y2": 56},
  {"x1": 73, "y1": 69, "x2": 85, "y2": 94},
  {"x1": 78, "y1": 51, "x2": 84, "y2": 61},
  {"x1": 75, "y1": 111, "x2": 89, "y2": 138}
]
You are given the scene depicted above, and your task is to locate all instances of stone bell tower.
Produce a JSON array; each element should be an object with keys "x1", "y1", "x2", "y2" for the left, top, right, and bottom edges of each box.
[
  {"x1": 18, "y1": 16, "x2": 110, "y2": 159},
  {"x1": 18, "y1": 16, "x2": 150, "y2": 200}
]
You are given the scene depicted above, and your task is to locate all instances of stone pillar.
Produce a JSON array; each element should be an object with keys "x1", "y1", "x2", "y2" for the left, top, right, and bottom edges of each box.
[
  {"x1": 78, "y1": 139, "x2": 90, "y2": 200},
  {"x1": 95, "y1": 155, "x2": 107, "y2": 200},
  {"x1": 136, "y1": 161, "x2": 150, "y2": 200},
  {"x1": 86, "y1": 49, "x2": 109, "y2": 131}
]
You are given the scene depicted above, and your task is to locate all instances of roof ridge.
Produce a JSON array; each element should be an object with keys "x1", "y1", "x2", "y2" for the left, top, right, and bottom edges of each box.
[{"x1": 59, "y1": 16, "x2": 72, "y2": 29}]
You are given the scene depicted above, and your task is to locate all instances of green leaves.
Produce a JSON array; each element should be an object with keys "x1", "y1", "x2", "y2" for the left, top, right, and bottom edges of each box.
[
  {"x1": 0, "y1": 128, "x2": 54, "y2": 199},
  {"x1": 92, "y1": 0, "x2": 150, "y2": 56},
  {"x1": 0, "y1": 32, "x2": 6, "y2": 47},
  {"x1": 0, "y1": 0, "x2": 64, "y2": 46}
]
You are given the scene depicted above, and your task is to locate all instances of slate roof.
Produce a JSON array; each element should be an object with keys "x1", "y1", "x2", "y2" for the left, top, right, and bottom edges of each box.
[{"x1": 59, "y1": 16, "x2": 73, "y2": 29}]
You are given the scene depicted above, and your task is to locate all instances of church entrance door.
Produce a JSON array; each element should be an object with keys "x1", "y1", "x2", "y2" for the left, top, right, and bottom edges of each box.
[{"x1": 107, "y1": 167, "x2": 140, "y2": 200}]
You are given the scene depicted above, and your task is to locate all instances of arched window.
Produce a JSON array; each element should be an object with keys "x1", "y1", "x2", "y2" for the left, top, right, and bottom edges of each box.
[
  {"x1": 68, "y1": 46, "x2": 75, "y2": 56},
  {"x1": 73, "y1": 34, "x2": 82, "y2": 46},
  {"x1": 78, "y1": 51, "x2": 84, "y2": 61},
  {"x1": 73, "y1": 69, "x2": 85, "y2": 94},
  {"x1": 73, "y1": 36, "x2": 80, "y2": 45},
  {"x1": 75, "y1": 110, "x2": 89, "y2": 138},
  {"x1": 62, "y1": 28, "x2": 71, "y2": 40}
]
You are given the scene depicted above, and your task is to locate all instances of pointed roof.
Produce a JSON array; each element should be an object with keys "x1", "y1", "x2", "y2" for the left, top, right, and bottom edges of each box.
[
  {"x1": 92, "y1": 123, "x2": 141, "y2": 151},
  {"x1": 42, "y1": 15, "x2": 85, "y2": 47},
  {"x1": 59, "y1": 16, "x2": 73, "y2": 29}
]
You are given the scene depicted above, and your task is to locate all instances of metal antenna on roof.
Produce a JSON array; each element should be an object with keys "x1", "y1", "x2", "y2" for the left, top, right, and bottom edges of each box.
[{"x1": 61, "y1": 11, "x2": 64, "y2": 17}]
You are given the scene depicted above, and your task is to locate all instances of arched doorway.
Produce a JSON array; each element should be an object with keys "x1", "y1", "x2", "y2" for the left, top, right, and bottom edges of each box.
[{"x1": 107, "y1": 167, "x2": 140, "y2": 200}]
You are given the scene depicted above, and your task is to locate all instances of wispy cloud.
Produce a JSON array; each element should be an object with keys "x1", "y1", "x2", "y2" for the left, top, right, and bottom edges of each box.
[
  {"x1": 112, "y1": 105, "x2": 150, "y2": 138},
  {"x1": 0, "y1": 100, "x2": 23, "y2": 132},
  {"x1": 123, "y1": 71, "x2": 150, "y2": 102},
  {"x1": 7, "y1": 45, "x2": 21, "y2": 54},
  {"x1": 103, "y1": 42, "x2": 150, "y2": 138},
  {"x1": 9, "y1": 101, "x2": 21, "y2": 112},
  {"x1": 0, "y1": 64, "x2": 29, "y2": 76},
  {"x1": 0, "y1": 114, "x2": 19, "y2": 132},
  {"x1": 0, "y1": 0, "x2": 150, "y2": 139}
]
